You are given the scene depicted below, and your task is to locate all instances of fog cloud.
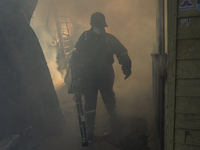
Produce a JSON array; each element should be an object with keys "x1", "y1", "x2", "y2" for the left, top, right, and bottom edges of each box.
[{"x1": 31, "y1": 0, "x2": 156, "y2": 122}]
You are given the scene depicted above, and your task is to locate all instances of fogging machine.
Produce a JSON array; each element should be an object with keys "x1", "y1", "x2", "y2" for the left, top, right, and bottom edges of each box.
[{"x1": 64, "y1": 50, "x2": 88, "y2": 147}]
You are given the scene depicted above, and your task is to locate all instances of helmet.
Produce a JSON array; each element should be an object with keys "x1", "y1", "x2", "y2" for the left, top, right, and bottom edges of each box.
[{"x1": 90, "y1": 12, "x2": 108, "y2": 28}]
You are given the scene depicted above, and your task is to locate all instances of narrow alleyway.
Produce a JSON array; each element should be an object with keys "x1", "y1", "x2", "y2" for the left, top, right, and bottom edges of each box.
[
  {"x1": 5, "y1": 82, "x2": 156, "y2": 150},
  {"x1": 32, "y1": 84, "x2": 152, "y2": 150}
]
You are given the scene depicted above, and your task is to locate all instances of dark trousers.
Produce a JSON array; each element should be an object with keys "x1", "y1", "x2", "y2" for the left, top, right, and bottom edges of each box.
[{"x1": 84, "y1": 75, "x2": 116, "y2": 136}]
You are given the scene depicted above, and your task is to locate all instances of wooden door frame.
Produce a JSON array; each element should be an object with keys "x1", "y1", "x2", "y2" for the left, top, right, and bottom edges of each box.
[{"x1": 165, "y1": 0, "x2": 178, "y2": 150}]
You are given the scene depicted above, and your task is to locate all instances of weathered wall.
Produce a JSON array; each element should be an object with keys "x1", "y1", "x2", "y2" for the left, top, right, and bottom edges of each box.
[
  {"x1": 0, "y1": 1, "x2": 64, "y2": 139},
  {"x1": 166, "y1": 0, "x2": 200, "y2": 149}
]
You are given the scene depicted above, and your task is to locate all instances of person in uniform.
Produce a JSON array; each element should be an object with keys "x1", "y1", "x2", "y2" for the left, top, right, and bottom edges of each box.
[{"x1": 74, "y1": 12, "x2": 132, "y2": 143}]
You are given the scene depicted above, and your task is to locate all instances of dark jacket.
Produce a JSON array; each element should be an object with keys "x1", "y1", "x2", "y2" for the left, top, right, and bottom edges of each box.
[{"x1": 75, "y1": 28, "x2": 131, "y2": 81}]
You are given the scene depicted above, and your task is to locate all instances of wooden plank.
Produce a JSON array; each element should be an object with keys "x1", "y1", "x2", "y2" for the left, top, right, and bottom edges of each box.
[
  {"x1": 175, "y1": 114, "x2": 200, "y2": 130},
  {"x1": 175, "y1": 144, "x2": 200, "y2": 150},
  {"x1": 175, "y1": 129, "x2": 200, "y2": 145},
  {"x1": 177, "y1": 17, "x2": 200, "y2": 39},
  {"x1": 177, "y1": 60, "x2": 200, "y2": 78},
  {"x1": 166, "y1": 0, "x2": 178, "y2": 149},
  {"x1": 178, "y1": 0, "x2": 200, "y2": 18},
  {"x1": 176, "y1": 79, "x2": 200, "y2": 97},
  {"x1": 177, "y1": 39, "x2": 200, "y2": 59},
  {"x1": 176, "y1": 97, "x2": 200, "y2": 114}
]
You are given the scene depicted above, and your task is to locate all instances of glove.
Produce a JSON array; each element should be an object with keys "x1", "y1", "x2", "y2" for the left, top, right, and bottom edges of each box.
[{"x1": 123, "y1": 69, "x2": 132, "y2": 80}]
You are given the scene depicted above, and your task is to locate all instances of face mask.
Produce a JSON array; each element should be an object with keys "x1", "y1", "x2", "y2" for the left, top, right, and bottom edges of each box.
[{"x1": 93, "y1": 27, "x2": 105, "y2": 35}]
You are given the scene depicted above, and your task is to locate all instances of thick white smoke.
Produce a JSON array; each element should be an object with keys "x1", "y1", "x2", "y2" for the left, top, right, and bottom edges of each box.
[
  {"x1": 31, "y1": 0, "x2": 157, "y2": 136},
  {"x1": 31, "y1": 25, "x2": 64, "y2": 88}
]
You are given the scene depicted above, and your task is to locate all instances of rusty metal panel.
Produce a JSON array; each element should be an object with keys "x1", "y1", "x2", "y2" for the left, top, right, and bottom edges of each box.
[
  {"x1": 175, "y1": 129, "x2": 200, "y2": 146},
  {"x1": 176, "y1": 79, "x2": 200, "y2": 97},
  {"x1": 178, "y1": 17, "x2": 200, "y2": 39},
  {"x1": 177, "y1": 60, "x2": 200, "y2": 78},
  {"x1": 175, "y1": 114, "x2": 200, "y2": 130},
  {"x1": 177, "y1": 39, "x2": 200, "y2": 59},
  {"x1": 175, "y1": 97, "x2": 200, "y2": 114},
  {"x1": 178, "y1": 0, "x2": 200, "y2": 18},
  {"x1": 175, "y1": 144, "x2": 200, "y2": 150}
]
